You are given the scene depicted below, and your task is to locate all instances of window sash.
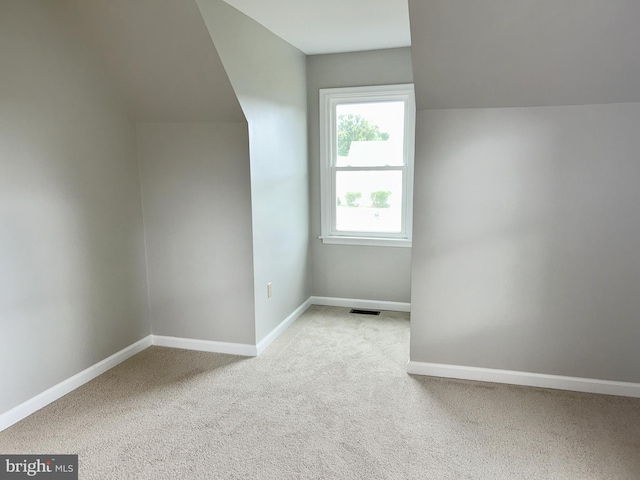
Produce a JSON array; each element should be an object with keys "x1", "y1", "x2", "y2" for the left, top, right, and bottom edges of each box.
[{"x1": 330, "y1": 166, "x2": 408, "y2": 238}]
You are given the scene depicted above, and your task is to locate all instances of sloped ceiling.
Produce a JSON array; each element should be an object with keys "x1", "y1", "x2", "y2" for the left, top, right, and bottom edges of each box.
[
  {"x1": 62, "y1": 0, "x2": 245, "y2": 122},
  {"x1": 409, "y1": 0, "x2": 640, "y2": 109}
]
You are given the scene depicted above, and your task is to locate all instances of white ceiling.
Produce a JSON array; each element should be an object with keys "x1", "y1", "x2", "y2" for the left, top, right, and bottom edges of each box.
[{"x1": 222, "y1": 0, "x2": 411, "y2": 55}]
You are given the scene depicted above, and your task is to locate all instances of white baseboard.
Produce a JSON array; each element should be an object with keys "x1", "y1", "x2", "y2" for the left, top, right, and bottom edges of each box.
[
  {"x1": 0, "y1": 335, "x2": 153, "y2": 432},
  {"x1": 152, "y1": 299, "x2": 314, "y2": 357},
  {"x1": 152, "y1": 335, "x2": 257, "y2": 357},
  {"x1": 407, "y1": 361, "x2": 640, "y2": 398},
  {"x1": 151, "y1": 297, "x2": 405, "y2": 358},
  {"x1": 256, "y1": 298, "x2": 312, "y2": 355},
  {"x1": 310, "y1": 296, "x2": 411, "y2": 313},
  {"x1": 1, "y1": 298, "x2": 405, "y2": 432}
]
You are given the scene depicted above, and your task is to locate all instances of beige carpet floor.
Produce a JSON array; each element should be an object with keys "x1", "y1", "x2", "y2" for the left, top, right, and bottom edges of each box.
[{"x1": 1, "y1": 305, "x2": 640, "y2": 479}]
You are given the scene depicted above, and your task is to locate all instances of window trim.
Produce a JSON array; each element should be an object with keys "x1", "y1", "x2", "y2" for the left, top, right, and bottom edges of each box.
[{"x1": 319, "y1": 84, "x2": 415, "y2": 247}]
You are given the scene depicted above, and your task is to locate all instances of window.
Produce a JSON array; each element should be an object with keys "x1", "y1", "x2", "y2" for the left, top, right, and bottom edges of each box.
[{"x1": 319, "y1": 84, "x2": 415, "y2": 247}]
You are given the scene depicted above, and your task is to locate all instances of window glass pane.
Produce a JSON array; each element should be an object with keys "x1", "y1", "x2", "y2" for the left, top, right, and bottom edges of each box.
[
  {"x1": 335, "y1": 170, "x2": 403, "y2": 233},
  {"x1": 335, "y1": 101, "x2": 405, "y2": 167}
]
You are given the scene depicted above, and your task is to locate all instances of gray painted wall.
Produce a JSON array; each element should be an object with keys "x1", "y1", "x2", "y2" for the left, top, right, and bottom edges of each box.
[
  {"x1": 64, "y1": 0, "x2": 245, "y2": 122},
  {"x1": 197, "y1": 0, "x2": 311, "y2": 342},
  {"x1": 410, "y1": 104, "x2": 640, "y2": 383},
  {"x1": 409, "y1": 0, "x2": 640, "y2": 109},
  {"x1": 306, "y1": 48, "x2": 414, "y2": 302},
  {"x1": 0, "y1": 0, "x2": 149, "y2": 413},
  {"x1": 137, "y1": 123, "x2": 256, "y2": 344}
]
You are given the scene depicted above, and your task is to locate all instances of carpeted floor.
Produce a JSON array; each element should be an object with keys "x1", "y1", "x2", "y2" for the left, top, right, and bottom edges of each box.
[{"x1": 1, "y1": 305, "x2": 640, "y2": 479}]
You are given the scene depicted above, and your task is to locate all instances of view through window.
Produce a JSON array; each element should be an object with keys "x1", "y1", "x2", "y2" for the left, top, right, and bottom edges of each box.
[{"x1": 335, "y1": 101, "x2": 405, "y2": 233}]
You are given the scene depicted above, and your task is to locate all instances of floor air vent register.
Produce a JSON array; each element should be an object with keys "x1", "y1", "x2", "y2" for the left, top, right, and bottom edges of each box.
[{"x1": 349, "y1": 309, "x2": 381, "y2": 315}]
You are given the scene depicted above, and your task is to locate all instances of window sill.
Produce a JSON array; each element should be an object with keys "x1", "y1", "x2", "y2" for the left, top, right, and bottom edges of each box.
[{"x1": 319, "y1": 236, "x2": 412, "y2": 248}]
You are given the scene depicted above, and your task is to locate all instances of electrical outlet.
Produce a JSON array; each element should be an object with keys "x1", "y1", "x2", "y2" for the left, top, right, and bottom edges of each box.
[{"x1": 267, "y1": 282, "x2": 272, "y2": 298}]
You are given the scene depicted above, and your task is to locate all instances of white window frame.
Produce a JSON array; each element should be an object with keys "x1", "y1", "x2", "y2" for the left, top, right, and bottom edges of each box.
[{"x1": 319, "y1": 84, "x2": 415, "y2": 248}]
